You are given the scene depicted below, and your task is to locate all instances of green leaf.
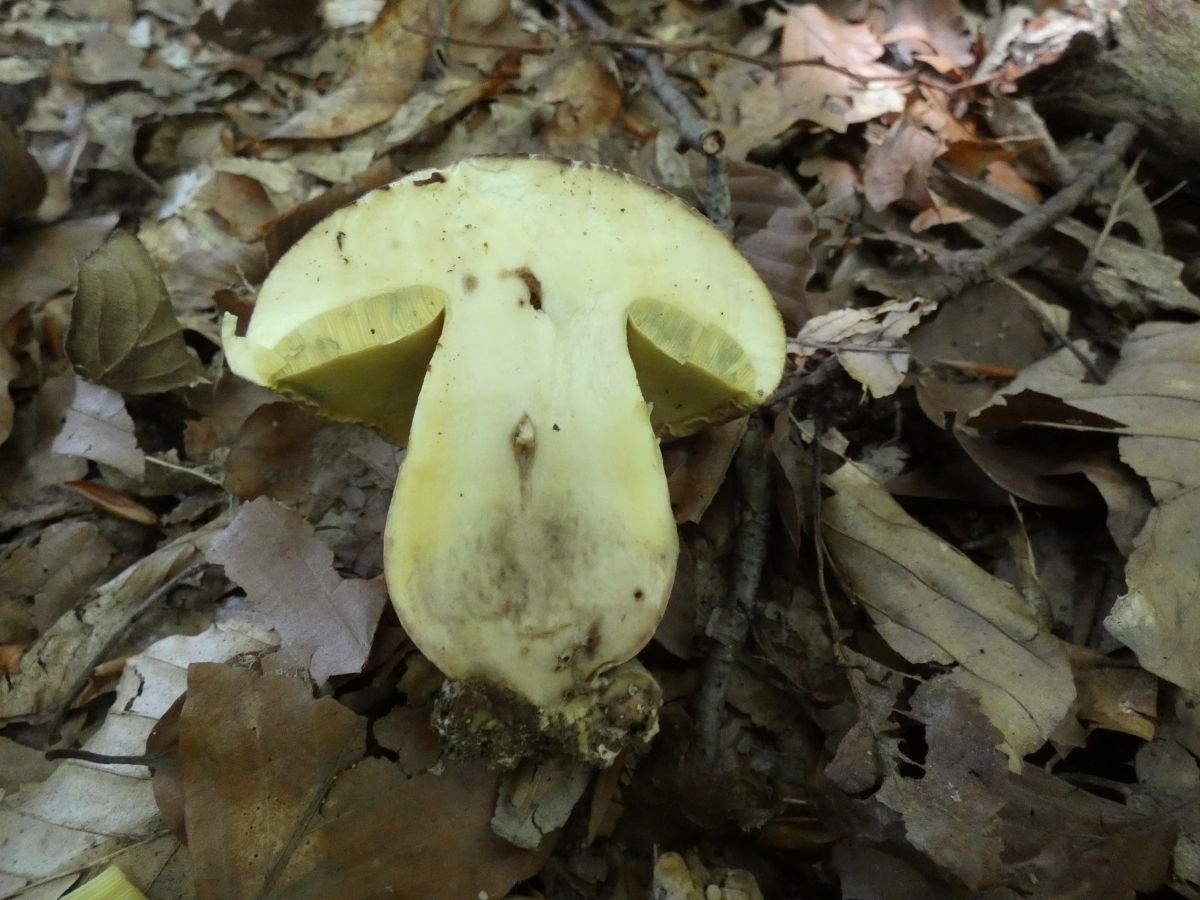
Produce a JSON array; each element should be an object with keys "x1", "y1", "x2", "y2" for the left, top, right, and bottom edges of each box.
[{"x1": 67, "y1": 230, "x2": 206, "y2": 395}]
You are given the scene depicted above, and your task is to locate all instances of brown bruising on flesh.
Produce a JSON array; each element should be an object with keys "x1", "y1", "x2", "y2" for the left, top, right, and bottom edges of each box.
[{"x1": 511, "y1": 413, "x2": 536, "y2": 502}]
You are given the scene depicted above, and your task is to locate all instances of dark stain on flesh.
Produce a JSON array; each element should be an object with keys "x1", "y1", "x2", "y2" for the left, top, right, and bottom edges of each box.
[
  {"x1": 413, "y1": 171, "x2": 446, "y2": 187},
  {"x1": 514, "y1": 267, "x2": 543, "y2": 310}
]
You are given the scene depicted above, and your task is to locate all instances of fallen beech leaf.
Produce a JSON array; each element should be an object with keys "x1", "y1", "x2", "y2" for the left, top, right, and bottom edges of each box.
[
  {"x1": 491, "y1": 757, "x2": 592, "y2": 849},
  {"x1": 51, "y1": 379, "x2": 145, "y2": 478},
  {"x1": 0, "y1": 122, "x2": 46, "y2": 222},
  {"x1": 863, "y1": 119, "x2": 941, "y2": 212},
  {"x1": 968, "y1": 322, "x2": 1200, "y2": 691},
  {"x1": 665, "y1": 419, "x2": 747, "y2": 524},
  {"x1": 0, "y1": 515, "x2": 227, "y2": 721},
  {"x1": 267, "y1": 0, "x2": 431, "y2": 140},
  {"x1": 272, "y1": 756, "x2": 550, "y2": 898},
  {"x1": 206, "y1": 497, "x2": 388, "y2": 682},
  {"x1": 822, "y1": 460, "x2": 1075, "y2": 758},
  {"x1": 65, "y1": 480, "x2": 160, "y2": 527},
  {"x1": 1106, "y1": 490, "x2": 1200, "y2": 694},
  {"x1": 67, "y1": 231, "x2": 206, "y2": 395},
  {"x1": 0, "y1": 214, "x2": 117, "y2": 328},
  {"x1": 0, "y1": 620, "x2": 276, "y2": 896},
  {"x1": 222, "y1": 401, "x2": 325, "y2": 503},
  {"x1": 780, "y1": 5, "x2": 908, "y2": 132},
  {"x1": 177, "y1": 663, "x2": 365, "y2": 900},
  {"x1": 729, "y1": 161, "x2": 817, "y2": 330}
]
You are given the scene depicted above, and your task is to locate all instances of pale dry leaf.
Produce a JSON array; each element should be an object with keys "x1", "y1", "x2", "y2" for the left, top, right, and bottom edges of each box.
[
  {"x1": 206, "y1": 496, "x2": 388, "y2": 682},
  {"x1": 491, "y1": 758, "x2": 592, "y2": 850},
  {"x1": 0, "y1": 514, "x2": 227, "y2": 721},
  {"x1": 67, "y1": 230, "x2": 206, "y2": 396},
  {"x1": 967, "y1": 323, "x2": 1200, "y2": 690},
  {"x1": 791, "y1": 297, "x2": 937, "y2": 398},
  {"x1": 1105, "y1": 489, "x2": 1200, "y2": 694},
  {"x1": 779, "y1": 5, "x2": 908, "y2": 132},
  {"x1": 51, "y1": 378, "x2": 146, "y2": 478},
  {"x1": 0, "y1": 519, "x2": 116, "y2": 638},
  {"x1": 0, "y1": 620, "x2": 276, "y2": 897},
  {"x1": 268, "y1": 0, "x2": 431, "y2": 139},
  {"x1": 0, "y1": 372, "x2": 90, "y2": 505},
  {"x1": 822, "y1": 460, "x2": 1076, "y2": 758}
]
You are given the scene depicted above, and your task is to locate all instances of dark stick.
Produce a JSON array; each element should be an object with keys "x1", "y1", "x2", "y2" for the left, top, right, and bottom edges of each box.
[
  {"x1": 929, "y1": 121, "x2": 1138, "y2": 303},
  {"x1": 695, "y1": 418, "x2": 772, "y2": 761},
  {"x1": 561, "y1": 0, "x2": 733, "y2": 234}
]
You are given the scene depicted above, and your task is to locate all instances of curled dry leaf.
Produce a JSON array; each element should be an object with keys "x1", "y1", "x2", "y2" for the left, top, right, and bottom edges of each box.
[
  {"x1": 67, "y1": 231, "x2": 206, "y2": 396},
  {"x1": 821, "y1": 460, "x2": 1075, "y2": 759},
  {"x1": 205, "y1": 496, "x2": 388, "y2": 683},
  {"x1": 790, "y1": 296, "x2": 937, "y2": 398}
]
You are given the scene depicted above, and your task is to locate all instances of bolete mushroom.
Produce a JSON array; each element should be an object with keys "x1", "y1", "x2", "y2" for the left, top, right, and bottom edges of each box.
[{"x1": 222, "y1": 156, "x2": 785, "y2": 762}]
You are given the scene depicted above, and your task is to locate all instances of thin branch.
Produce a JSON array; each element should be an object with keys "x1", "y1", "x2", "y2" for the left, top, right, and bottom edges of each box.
[
  {"x1": 929, "y1": 120, "x2": 1139, "y2": 303},
  {"x1": 1079, "y1": 151, "x2": 1141, "y2": 280},
  {"x1": 695, "y1": 418, "x2": 772, "y2": 762}
]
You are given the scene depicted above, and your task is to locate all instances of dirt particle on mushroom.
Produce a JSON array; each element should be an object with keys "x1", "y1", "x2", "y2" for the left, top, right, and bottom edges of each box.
[
  {"x1": 413, "y1": 171, "x2": 446, "y2": 187},
  {"x1": 511, "y1": 413, "x2": 536, "y2": 499},
  {"x1": 511, "y1": 267, "x2": 543, "y2": 311}
]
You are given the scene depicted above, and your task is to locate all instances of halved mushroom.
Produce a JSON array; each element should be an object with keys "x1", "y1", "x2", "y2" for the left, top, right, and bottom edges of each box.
[{"x1": 223, "y1": 156, "x2": 785, "y2": 761}]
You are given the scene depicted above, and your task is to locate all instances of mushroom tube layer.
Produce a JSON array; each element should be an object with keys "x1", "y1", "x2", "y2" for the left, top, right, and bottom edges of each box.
[{"x1": 223, "y1": 156, "x2": 785, "y2": 711}]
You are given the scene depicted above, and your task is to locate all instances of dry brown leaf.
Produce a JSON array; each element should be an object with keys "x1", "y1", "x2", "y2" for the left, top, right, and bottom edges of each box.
[
  {"x1": 267, "y1": 0, "x2": 431, "y2": 140},
  {"x1": 177, "y1": 663, "x2": 365, "y2": 900},
  {"x1": 0, "y1": 214, "x2": 117, "y2": 328},
  {"x1": 206, "y1": 497, "x2": 388, "y2": 682},
  {"x1": 0, "y1": 620, "x2": 275, "y2": 897},
  {"x1": 272, "y1": 756, "x2": 550, "y2": 899},
  {"x1": 67, "y1": 230, "x2": 206, "y2": 395},
  {"x1": 0, "y1": 343, "x2": 17, "y2": 445},
  {"x1": 50, "y1": 378, "x2": 145, "y2": 477},
  {"x1": 0, "y1": 122, "x2": 46, "y2": 222},
  {"x1": 862, "y1": 119, "x2": 941, "y2": 212},
  {"x1": 664, "y1": 419, "x2": 746, "y2": 524},
  {"x1": 822, "y1": 460, "x2": 1075, "y2": 758},
  {"x1": 222, "y1": 401, "x2": 326, "y2": 503},
  {"x1": 491, "y1": 757, "x2": 592, "y2": 850},
  {"x1": 729, "y1": 161, "x2": 817, "y2": 331},
  {"x1": 968, "y1": 323, "x2": 1200, "y2": 690},
  {"x1": 779, "y1": 5, "x2": 908, "y2": 132},
  {"x1": 0, "y1": 372, "x2": 90, "y2": 505}
]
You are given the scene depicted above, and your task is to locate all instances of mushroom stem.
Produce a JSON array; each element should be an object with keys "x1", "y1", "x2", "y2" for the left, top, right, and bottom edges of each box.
[{"x1": 384, "y1": 280, "x2": 678, "y2": 710}]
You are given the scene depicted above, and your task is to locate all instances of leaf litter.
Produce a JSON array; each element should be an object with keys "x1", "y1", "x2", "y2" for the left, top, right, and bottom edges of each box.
[{"x1": 1, "y1": 0, "x2": 1199, "y2": 897}]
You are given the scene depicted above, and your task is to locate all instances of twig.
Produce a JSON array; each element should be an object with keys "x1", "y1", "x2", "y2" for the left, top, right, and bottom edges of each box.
[
  {"x1": 561, "y1": 0, "x2": 733, "y2": 234},
  {"x1": 930, "y1": 120, "x2": 1138, "y2": 303},
  {"x1": 401, "y1": 23, "x2": 957, "y2": 90},
  {"x1": 695, "y1": 418, "x2": 772, "y2": 762}
]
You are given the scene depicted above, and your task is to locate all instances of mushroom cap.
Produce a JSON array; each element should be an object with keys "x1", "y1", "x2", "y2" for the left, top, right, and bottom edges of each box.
[
  {"x1": 223, "y1": 156, "x2": 785, "y2": 443},
  {"x1": 222, "y1": 156, "x2": 786, "y2": 714}
]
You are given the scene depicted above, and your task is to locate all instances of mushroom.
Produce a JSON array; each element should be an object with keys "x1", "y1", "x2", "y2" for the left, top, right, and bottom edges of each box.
[{"x1": 222, "y1": 156, "x2": 785, "y2": 762}]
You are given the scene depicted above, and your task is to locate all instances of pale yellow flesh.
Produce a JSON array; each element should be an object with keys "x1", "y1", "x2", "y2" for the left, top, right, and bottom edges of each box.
[{"x1": 222, "y1": 157, "x2": 785, "y2": 711}]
